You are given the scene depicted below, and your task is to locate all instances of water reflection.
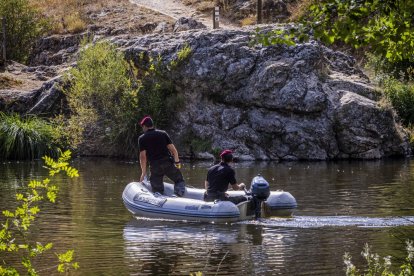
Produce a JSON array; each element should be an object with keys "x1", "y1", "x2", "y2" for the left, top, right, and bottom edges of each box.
[
  {"x1": 123, "y1": 218, "x2": 295, "y2": 275},
  {"x1": 1, "y1": 158, "x2": 414, "y2": 275}
]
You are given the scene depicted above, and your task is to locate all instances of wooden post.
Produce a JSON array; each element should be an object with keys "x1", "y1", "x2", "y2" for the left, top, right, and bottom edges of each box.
[
  {"x1": 213, "y1": 6, "x2": 220, "y2": 29},
  {"x1": 1, "y1": 17, "x2": 5, "y2": 63},
  {"x1": 257, "y1": 0, "x2": 262, "y2": 24}
]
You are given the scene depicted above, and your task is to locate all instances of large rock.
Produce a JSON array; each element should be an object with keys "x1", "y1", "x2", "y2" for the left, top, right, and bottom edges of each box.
[
  {"x1": 117, "y1": 26, "x2": 410, "y2": 160},
  {"x1": 173, "y1": 17, "x2": 206, "y2": 32},
  {"x1": 0, "y1": 62, "x2": 65, "y2": 114},
  {"x1": 3, "y1": 26, "x2": 409, "y2": 161}
]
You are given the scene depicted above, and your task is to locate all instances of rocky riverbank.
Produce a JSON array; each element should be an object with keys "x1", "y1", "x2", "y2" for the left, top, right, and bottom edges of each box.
[
  {"x1": 114, "y1": 27, "x2": 410, "y2": 160},
  {"x1": 0, "y1": 14, "x2": 411, "y2": 160}
]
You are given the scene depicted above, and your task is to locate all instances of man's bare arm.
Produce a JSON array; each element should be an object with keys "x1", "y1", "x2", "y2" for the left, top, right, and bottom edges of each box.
[
  {"x1": 139, "y1": 150, "x2": 147, "y2": 182},
  {"x1": 167, "y1": 144, "x2": 180, "y2": 163}
]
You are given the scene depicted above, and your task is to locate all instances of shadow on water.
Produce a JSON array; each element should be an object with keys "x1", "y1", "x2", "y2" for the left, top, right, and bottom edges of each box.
[
  {"x1": 122, "y1": 215, "x2": 414, "y2": 275},
  {"x1": 123, "y1": 218, "x2": 295, "y2": 275}
]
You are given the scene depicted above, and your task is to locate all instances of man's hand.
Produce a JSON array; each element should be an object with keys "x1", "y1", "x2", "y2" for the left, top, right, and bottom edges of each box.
[
  {"x1": 174, "y1": 161, "x2": 182, "y2": 169},
  {"x1": 140, "y1": 173, "x2": 146, "y2": 182},
  {"x1": 238, "y1": 183, "x2": 246, "y2": 190}
]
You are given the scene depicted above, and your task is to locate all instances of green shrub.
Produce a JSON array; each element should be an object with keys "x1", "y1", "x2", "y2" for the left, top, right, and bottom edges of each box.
[
  {"x1": 65, "y1": 39, "x2": 141, "y2": 155},
  {"x1": 300, "y1": 1, "x2": 414, "y2": 62},
  {"x1": 255, "y1": 0, "x2": 414, "y2": 77},
  {"x1": 381, "y1": 78, "x2": 414, "y2": 126},
  {"x1": 0, "y1": 0, "x2": 49, "y2": 62},
  {"x1": 0, "y1": 112, "x2": 64, "y2": 160},
  {"x1": 250, "y1": 27, "x2": 300, "y2": 47},
  {"x1": 299, "y1": 0, "x2": 414, "y2": 78},
  {"x1": 137, "y1": 44, "x2": 190, "y2": 129},
  {"x1": 344, "y1": 241, "x2": 413, "y2": 276},
  {"x1": 0, "y1": 150, "x2": 79, "y2": 275},
  {"x1": 65, "y1": 40, "x2": 190, "y2": 157}
]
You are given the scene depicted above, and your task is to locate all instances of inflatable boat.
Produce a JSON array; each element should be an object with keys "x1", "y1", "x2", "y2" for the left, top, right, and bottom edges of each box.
[{"x1": 122, "y1": 175, "x2": 297, "y2": 223}]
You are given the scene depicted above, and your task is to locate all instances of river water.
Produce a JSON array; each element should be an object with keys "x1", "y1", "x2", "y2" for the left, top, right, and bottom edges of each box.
[{"x1": 1, "y1": 157, "x2": 413, "y2": 275}]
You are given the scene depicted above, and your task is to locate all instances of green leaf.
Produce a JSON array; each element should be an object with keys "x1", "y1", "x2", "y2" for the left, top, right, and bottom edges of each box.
[{"x1": 2, "y1": 210, "x2": 14, "y2": 218}]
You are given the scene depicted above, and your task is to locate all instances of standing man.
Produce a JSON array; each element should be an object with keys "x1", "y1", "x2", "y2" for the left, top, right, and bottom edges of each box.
[
  {"x1": 204, "y1": 149, "x2": 246, "y2": 204},
  {"x1": 138, "y1": 116, "x2": 186, "y2": 197}
]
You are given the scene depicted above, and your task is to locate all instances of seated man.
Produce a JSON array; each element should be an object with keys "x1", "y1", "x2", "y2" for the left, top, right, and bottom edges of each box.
[{"x1": 204, "y1": 149, "x2": 247, "y2": 204}]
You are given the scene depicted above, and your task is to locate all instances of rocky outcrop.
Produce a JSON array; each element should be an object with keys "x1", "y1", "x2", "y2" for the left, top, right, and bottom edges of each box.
[
  {"x1": 29, "y1": 33, "x2": 86, "y2": 66},
  {"x1": 173, "y1": 17, "x2": 206, "y2": 32},
  {"x1": 2, "y1": 26, "x2": 410, "y2": 160},
  {"x1": 116, "y1": 27, "x2": 410, "y2": 160},
  {"x1": 0, "y1": 77, "x2": 65, "y2": 115},
  {"x1": 0, "y1": 62, "x2": 65, "y2": 114}
]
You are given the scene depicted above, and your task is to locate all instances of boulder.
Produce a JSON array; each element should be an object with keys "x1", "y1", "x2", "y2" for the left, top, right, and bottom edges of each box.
[
  {"x1": 118, "y1": 26, "x2": 410, "y2": 160},
  {"x1": 173, "y1": 17, "x2": 207, "y2": 32}
]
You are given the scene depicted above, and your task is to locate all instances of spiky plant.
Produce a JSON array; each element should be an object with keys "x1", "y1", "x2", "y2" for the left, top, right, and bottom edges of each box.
[{"x1": 0, "y1": 112, "x2": 62, "y2": 160}]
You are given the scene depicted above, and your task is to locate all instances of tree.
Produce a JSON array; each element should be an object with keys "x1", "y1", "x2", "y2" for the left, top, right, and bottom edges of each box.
[
  {"x1": 0, "y1": 0, "x2": 49, "y2": 62},
  {"x1": 301, "y1": 0, "x2": 414, "y2": 64}
]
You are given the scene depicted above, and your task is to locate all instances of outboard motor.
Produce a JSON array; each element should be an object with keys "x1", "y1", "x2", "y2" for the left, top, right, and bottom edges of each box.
[{"x1": 250, "y1": 175, "x2": 270, "y2": 219}]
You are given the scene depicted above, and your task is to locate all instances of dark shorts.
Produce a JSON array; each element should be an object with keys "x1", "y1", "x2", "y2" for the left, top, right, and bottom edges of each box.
[{"x1": 149, "y1": 158, "x2": 185, "y2": 194}]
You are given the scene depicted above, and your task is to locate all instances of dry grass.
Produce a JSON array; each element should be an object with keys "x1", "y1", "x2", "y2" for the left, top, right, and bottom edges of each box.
[
  {"x1": 196, "y1": 1, "x2": 215, "y2": 12},
  {"x1": 0, "y1": 75, "x2": 23, "y2": 89},
  {"x1": 65, "y1": 12, "x2": 87, "y2": 33},
  {"x1": 181, "y1": 0, "x2": 216, "y2": 12},
  {"x1": 288, "y1": 0, "x2": 314, "y2": 22},
  {"x1": 240, "y1": 15, "x2": 256, "y2": 26},
  {"x1": 29, "y1": 0, "x2": 137, "y2": 34},
  {"x1": 29, "y1": 0, "x2": 90, "y2": 33}
]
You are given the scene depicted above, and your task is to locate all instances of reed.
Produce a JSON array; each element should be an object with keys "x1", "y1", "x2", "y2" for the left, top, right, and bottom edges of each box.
[{"x1": 0, "y1": 113, "x2": 62, "y2": 160}]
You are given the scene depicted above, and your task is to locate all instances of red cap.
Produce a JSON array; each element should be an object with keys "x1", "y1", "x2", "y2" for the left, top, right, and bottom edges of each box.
[
  {"x1": 140, "y1": 116, "x2": 152, "y2": 126},
  {"x1": 220, "y1": 149, "x2": 233, "y2": 158}
]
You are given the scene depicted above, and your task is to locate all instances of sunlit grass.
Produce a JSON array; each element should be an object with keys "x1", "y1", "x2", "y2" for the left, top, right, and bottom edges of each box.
[
  {"x1": 0, "y1": 112, "x2": 62, "y2": 160},
  {"x1": 29, "y1": 0, "x2": 93, "y2": 34}
]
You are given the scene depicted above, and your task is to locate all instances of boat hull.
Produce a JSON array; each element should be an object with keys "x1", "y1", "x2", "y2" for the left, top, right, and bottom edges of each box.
[{"x1": 122, "y1": 181, "x2": 297, "y2": 223}]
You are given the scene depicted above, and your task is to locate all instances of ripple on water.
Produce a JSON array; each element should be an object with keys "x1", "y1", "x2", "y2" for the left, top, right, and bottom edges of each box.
[{"x1": 238, "y1": 216, "x2": 414, "y2": 228}]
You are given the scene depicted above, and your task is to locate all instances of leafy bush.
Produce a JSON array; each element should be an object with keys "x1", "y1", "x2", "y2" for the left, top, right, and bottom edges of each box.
[
  {"x1": 381, "y1": 78, "x2": 414, "y2": 126},
  {"x1": 0, "y1": 0, "x2": 49, "y2": 62},
  {"x1": 65, "y1": 40, "x2": 190, "y2": 157},
  {"x1": 301, "y1": 1, "x2": 414, "y2": 61},
  {"x1": 255, "y1": 0, "x2": 414, "y2": 77},
  {"x1": 344, "y1": 241, "x2": 413, "y2": 276},
  {"x1": 0, "y1": 150, "x2": 79, "y2": 275},
  {"x1": 138, "y1": 50, "x2": 189, "y2": 129},
  {"x1": 0, "y1": 112, "x2": 65, "y2": 160},
  {"x1": 64, "y1": 39, "x2": 140, "y2": 155},
  {"x1": 250, "y1": 27, "x2": 300, "y2": 47},
  {"x1": 297, "y1": 0, "x2": 414, "y2": 77}
]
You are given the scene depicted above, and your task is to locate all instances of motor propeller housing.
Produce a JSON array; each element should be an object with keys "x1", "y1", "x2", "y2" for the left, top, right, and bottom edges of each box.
[
  {"x1": 248, "y1": 174, "x2": 271, "y2": 218},
  {"x1": 250, "y1": 174, "x2": 270, "y2": 201}
]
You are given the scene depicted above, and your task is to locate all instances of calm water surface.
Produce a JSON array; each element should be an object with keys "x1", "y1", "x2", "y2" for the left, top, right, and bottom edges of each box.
[{"x1": 1, "y1": 158, "x2": 414, "y2": 275}]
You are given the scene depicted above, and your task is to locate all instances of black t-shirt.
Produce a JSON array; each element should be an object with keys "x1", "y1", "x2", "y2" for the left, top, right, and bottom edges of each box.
[
  {"x1": 206, "y1": 162, "x2": 237, "y2": 194},
  {"x1": 138, "y1": 129, "x2": 173, "y2": 162}
]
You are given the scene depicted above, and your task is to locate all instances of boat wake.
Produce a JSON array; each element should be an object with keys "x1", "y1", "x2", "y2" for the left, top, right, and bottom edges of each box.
[{"x1": 238, "y1": 216, "x2": 414, "y2": 228}]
